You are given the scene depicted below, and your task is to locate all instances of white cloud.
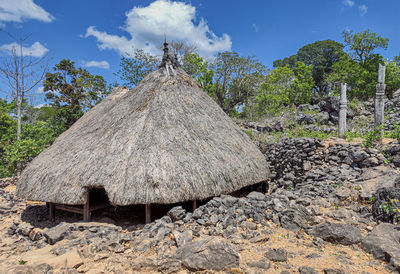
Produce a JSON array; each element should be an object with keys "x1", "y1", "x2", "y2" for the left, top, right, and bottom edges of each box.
[
  {"x1": 36, "y1": 86, "x2": 44, "y2": 93},
  {"x1": 0, "y1": 41, "x2": 49, "y2": 57},
  {"x1": 342, "y1": 0, "x2": 355, "y2": 7},
  {"x1": 359, "y1": 5, "x2": 368, "y2": 16},
  {"x1": 84, "y1": 0, "x2": 231, "y2": 57},
  {"x1": 83, "y1": 60, "x2": 110, "y2": 70},
  {"x1": 0, "y1": 0, "x2": 54, "y2": 23},
  {"x1": 252, "y1": 23, "x2": 259, "y2": 33}
]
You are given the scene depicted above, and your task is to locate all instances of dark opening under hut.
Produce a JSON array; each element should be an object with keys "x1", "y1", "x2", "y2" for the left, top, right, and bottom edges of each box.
[{"x1": 16, "y1": 42, "x2": 270, "y2": 223}]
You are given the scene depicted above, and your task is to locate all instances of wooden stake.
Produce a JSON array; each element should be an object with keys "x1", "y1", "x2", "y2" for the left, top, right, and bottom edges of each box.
[
  {"x1": 192, "y1": 200, "x2": 197, "y2": 210},
  {"x1": 49, "y1": 202, "x2": 55, "y2": 221},
  {"x1": 145, "y1": 204, "x2": 151, "y2": 223},
  {"x1": 83, "y1": 191, "x2": 90, "y2": 221}
]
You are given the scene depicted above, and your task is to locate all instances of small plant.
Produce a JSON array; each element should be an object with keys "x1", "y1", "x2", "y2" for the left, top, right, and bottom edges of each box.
[
  {"x1": 354, "y1": 186, "x2": 361, "y2": 191},
  {"x1": 380, "y1": 199, "x2": 400, "y2": 223},
  {"x1": 369, "y1": 196, "x2": 377, "y2": 204},
  {"x1": 332, "y1": 183, "x2": 342, "y2": 188},
  {"x1": 18, "y1": 259, "x2": 27, "y2": 265},
  {"x1": 285, "y1": 184, "x2": 293, "y2": 190},
  {"x1": 362, "y1": 127, "x2": 382, "y2": 148},
  {"x1": 242, "y1": 129, "x2": 254, "y2": 140},
  {"x1": 345, "y1": 131, "x2": 362, "y2": 142}
]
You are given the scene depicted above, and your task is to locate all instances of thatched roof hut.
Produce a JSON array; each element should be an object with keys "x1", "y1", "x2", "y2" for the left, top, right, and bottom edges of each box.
[{"x1": 17, "y1": 44, "x2": 269, "y2": 209}]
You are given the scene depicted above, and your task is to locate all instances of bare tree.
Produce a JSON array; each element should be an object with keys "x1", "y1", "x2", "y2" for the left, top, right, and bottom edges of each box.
[{"x1": 0, "y1": 33, "x2": 47, "y2": 141}]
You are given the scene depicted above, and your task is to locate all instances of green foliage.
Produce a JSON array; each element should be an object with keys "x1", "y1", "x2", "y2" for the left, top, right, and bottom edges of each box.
[
  {"x1": 256, "y1": 62, "x2": 313, "y2": 116},
  {"x1": 182, "y1": 53, "x2": 214, "y2": 95},
  {"x1": 0, "y1": 120, "x2": 58, "y2": 177},
  {"x1": 380, "y1": 199, "x2": 400, "y2": 223},
  {"x1": 370, "y1": 196, "x2": 377, "y2": 204},
  {"x1": 44, "y1": 59, "x2": 108, "y2": 130},
  {"x1": 274, "y1": 40, "x2": 346, "y2": 95},
  {"x1": 384, "y1": 123, "x2": 400, "y2": 142},
  {"x1": 344, "y1": 130, "x2": 362, "y2": 142},
  {"x1": 296, "y1": 40, "x2": 346, "y2": 94},
  {"x1": 343, "y1": 29, "x2": 389, "y2": 65},
  {"x1": 18, "y1": 259, "x2": 27, "y2": 265},
  {"x1": 362, "y1": 127, "x2": 382, "y2": 148},
  {"x1": 212, "y1": 51, "x2": 266, "y2": 114},
  {"x1": 114, "y1": 49, "x2": 159, "y2": 89},
  {"x1": 242, "y1": 129, "x2": 254, "y2": 140},
  {"x1": 385, "y1": 60, "x2": 400, "y2": 99}
]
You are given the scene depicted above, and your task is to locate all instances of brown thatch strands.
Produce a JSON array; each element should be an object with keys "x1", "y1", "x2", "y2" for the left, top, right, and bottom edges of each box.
[{"x1": 16, "y1": 68, "x2": 269, "y2": 206}]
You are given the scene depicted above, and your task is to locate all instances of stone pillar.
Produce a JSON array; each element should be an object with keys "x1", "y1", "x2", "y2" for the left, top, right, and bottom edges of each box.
[
  {"x1": 375, "y1": 64, "x2": 386, "y2": 131},
  {"x1": 339, "y1": 83, "x2": 347, "y2": 138}
]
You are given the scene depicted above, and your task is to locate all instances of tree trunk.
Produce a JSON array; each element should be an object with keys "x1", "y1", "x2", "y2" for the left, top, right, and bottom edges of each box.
[{"x1": 16, "y1": 100, "x2": 21, "y2": 141}]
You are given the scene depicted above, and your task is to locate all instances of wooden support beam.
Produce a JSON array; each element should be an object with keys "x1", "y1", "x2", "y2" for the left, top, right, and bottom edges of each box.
[
  {"x1": 145, "y1": 204, "x2": 151, "y2": 223},
  {"x1": 192, "y1": 200, "x2": 197, "y2": 210},
  {"x1": 83, "y1": 191, "x2": 90, "y2": 221},
  {"x1": 49, "y1": 202, "x2": 55, "y2": 221}
]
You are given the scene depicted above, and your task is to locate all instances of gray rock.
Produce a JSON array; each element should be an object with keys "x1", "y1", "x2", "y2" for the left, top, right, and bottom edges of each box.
[
  {"x1": 43, "y1": 222, "x2": 73, "y2": 245},
  {"x1": 323, "y1": 269, "x2": 346, "y2": 274},
  {"x1": 176, "y1": 237, "x2": 239, "y2": 271},
  {"x1": 264, "y1": 248, "x2": 288, "y2": 262},
  {"x1": 299, "y1": 266, "x2": 318, "y2": 274},
  {"x1": 358, "y1": 166, "x2": 400, "y2": 198},
  {"x1": 308, "y1": 222, "x2": 362, "y2": 245},
  {"x1": 280, "y1": 208, "x2": 309, "y2": 232},
  {"x1": 361, "y1": 223, "x2": 400, "y2": 271},
  {"x1": 167, "y1": 206, "x2": 186, "y2": 222},
  {"x1": 173, "y1": 230, "x2": 193, "y2": 247},
  {"x1": 247, "y1": 258, "x2": 271, "y2": 270},
  {"x1": 351, "y1": 150, "x2": 369, "y2": 163}
]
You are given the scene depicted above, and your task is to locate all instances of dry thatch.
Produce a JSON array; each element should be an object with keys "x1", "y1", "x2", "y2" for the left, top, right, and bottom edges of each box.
[{"x1": 17, "y1": 68, "x2": 269, "y2": 205}]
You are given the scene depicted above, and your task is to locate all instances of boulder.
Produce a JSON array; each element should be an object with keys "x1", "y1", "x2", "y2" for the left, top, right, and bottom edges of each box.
[
  {"x1": 176, "y1": 237, "x2": 239, "y2": 271},
  {"x1": 167, "y1": 206, "x2": 186, "y2": 222},
  {"x1": 43, "y1": 222, "x2": 73, "y2": 245},
  {"x1": 357, "y1": 166, "x2": 400, "y2": 198},
  {"x1": 361, "y1": 223, "x2": 400, "y2": 271},
  {"x1": 264, "y1": 248, "x2": 287, "y2": 262},
  {"x1": 308, "y1": 222, "x2": 362, "y2": 245}
]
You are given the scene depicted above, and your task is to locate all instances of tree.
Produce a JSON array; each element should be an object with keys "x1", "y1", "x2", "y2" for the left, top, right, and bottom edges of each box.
[
  {"x1": 256, "y1": 62, "x2": 313, "y2": 116},
  {"x1": 212, "y1": 52, "x2": 266, "y2": 115},
  {"x1": 386, "y1": 60, "x2": 400, "y2": 98},
  {"x1": 296, "y1": 40, "x2": 346, "y2": 95},
  {"x1": 343, "y1": 29, "x2": 388, "y2": 66},
  {"x1": 274, "y1": 40, "x2": 346, "y2": 95},
  {"x1": 182, "y1": 52, "x2": 214, "y2": 95},
  {"x1": 114, "y1": 49, "x2": 159, "y2": 89},
  {"x1": 0, "y1": 34, "x2": 47, "y2": 141},
  {"x1": 44, "y1": 59, "x2": 107, "y2": 130},
  {"x1": 394, "y1": 53, "x2": 400, "y2": 67}
]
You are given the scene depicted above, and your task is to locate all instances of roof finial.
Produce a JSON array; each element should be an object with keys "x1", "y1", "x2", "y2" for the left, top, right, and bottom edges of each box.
[{"x1": 159, "y1": 35, "x2": 181, "y2": 74}]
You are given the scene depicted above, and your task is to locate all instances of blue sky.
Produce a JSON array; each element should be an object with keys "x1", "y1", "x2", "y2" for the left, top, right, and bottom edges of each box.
[{"x1": 0, "y1": 0, "x2": 399, "y2": 105}]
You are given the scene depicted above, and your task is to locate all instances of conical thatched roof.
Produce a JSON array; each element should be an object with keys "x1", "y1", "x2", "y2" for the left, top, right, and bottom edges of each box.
[{"x1": 17, "y1": 61, "x2": 269, "y2": 205}]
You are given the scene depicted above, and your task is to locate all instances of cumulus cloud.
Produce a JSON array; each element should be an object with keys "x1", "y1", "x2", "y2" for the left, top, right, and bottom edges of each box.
[
  {"x1": 84, "y1": 0, "x2": 231, "y2": 57},
  {"x1": 0, "y1": 41, "x2": 49, "y2": 57},
  {"x1": 0, "y1": 0, "x2": 54, "y2": 23},
  {"x1": 252, "y1": 23, "x2": 259, "y2": 33},
  {"x1": 359, "y1": 5, "x2": 368, "y2": 16},
  {"x1": 342, "y1": 0, "x2": 355, "y2": 7},
  {"x1": 83, "y1": 60, "x2": 110, "y2": 70}
]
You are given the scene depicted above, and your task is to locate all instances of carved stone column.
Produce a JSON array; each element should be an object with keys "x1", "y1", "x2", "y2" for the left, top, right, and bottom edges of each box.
[
  {"x1": 339, "y1": 83, "x2": 347, "y2": 138},
  {"x1": 375, "y1": 64, "x2": 386, "y2": 131}
]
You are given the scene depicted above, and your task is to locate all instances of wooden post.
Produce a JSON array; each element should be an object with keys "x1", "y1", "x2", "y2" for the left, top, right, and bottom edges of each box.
[
  {"x1": 49, "y1": 202, "x2": 55, "y2": 221},
  {"x1": 145, "y1": 204, "x2": 151, "y2": 223},
  {"x1": 375, "y1": 64, "x2": 386, "y2": 135},
  {"x1": 83, "y1": 191, "x2": 90, "y2": 221},
  {"x1": 338, "y1": 83, "x2": 347, "y2": 138},
  {"x1": 192, "y1": 200, "x2": 197, "y2": 211}
]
